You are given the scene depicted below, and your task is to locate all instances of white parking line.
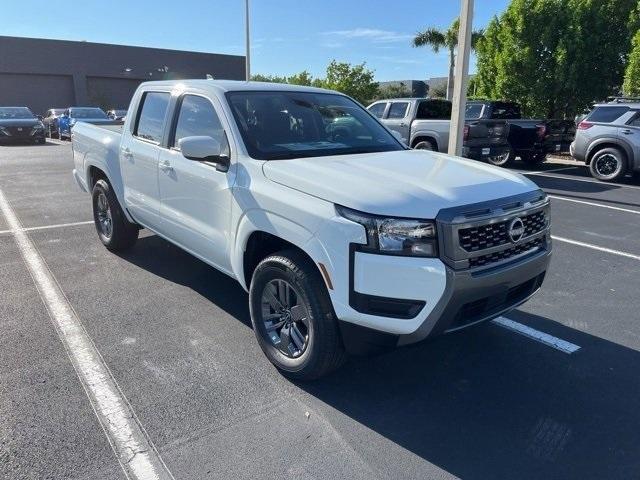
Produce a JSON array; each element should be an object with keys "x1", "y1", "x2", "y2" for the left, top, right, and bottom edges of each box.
[
  {"x1": 0, "y1": 188, "x2": 174, "y2": 480},
  {"x1": 492, "y1": 317, "x2": 581, "y2": 354},
  {"x1": 549, "y1": 195, "x2": 640, "y2": 214},
  {"x1": 0, "y1": 220, "x2": 93, "y2": 235},
  {"x1": 551, "y1": 235, "x2": 640, "y2": 261}
]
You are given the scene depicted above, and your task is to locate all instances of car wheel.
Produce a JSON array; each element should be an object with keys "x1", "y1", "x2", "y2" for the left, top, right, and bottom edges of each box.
[
  {"x1": 414, "y1": 140, "x2": 436, "y2": 151},
  {"x1": 486, "y1": 149, "x2": 514, "y2": 167},
  {"x1": 92, "y1": 179, "x2": 139, "y2": 251},
  {"x1": 589, "y1": 147, "x2": 627, "y2": 182},
  {"x1": 249, "y1": 250, "x2": 346, "y2": 381}
]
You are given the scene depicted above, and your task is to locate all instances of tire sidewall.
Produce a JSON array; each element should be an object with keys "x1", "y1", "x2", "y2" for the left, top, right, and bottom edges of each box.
[
  {"x1": 92, "y1": 180, "x2": 113, "y2": 245},
  {"x1": 590, "y1": 148, "x2": 626, "y2": 181},
  {"x1": 249, "y1": 259, "x2": 320, "y2": 375}
]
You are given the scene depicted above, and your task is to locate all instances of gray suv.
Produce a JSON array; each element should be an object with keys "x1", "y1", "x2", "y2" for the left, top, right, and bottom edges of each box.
[{"x1": 571, "y1": 101, "x2": 640, "y2": 181}]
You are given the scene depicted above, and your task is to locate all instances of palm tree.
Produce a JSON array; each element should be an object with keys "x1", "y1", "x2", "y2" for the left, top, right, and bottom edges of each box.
[{"x1": 413, "y1": 18, "x2": 483, "y2": 100}]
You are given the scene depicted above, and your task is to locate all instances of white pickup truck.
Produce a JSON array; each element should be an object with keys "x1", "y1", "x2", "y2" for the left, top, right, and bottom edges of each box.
[{"x1": 72, "y1": 80, "x2": 552, "y2": 380}]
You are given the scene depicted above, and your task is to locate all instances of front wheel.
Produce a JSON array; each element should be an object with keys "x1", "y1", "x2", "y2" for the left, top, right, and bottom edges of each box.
[
  {"x1": 92, "y1": 179, "x2": 138, "y2": 251},
  {"x1": 589, "y1": 147, "x2": 627, "y2": 182},
  {"x1": 249, "y1": 250, "x2": 346, "y2": 380}
]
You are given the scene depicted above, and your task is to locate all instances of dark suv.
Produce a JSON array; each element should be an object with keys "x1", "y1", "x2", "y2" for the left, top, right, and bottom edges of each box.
[{"x1": 571, "y1": 101, "x2": 640, "y2": 181}]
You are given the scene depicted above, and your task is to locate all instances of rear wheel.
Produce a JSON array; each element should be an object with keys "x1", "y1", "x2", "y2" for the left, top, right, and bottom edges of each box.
[
  {"x1": 486, "y1": 149, "x2": 514, "y2": 167},
  {"x1": 249, "y1": 250, "x2": 346, "y2": 380},
  {"x1": 414, "y1": 140, "x2": 436, "y2": 151},
  {"x1": 91, "y1": 179, "x2": 138, "y2": 251},
  {"x1": 589, "y1": 147, "x2": 627, "y2": 182}
]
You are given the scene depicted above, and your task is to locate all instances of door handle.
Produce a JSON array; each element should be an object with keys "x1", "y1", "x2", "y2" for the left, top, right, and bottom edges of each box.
[
  {"x1": 399, "y1": 123, "x2": 406, "y2": 127},
  {"x1": 121, "y1": 147, "x2": 133, "y2": 158},
  {"x1": 159, "y1": 159, "x2": 173, "y2": 172},
  {"x1": 621, "y1": 129, "x2": 634, "y2": 135}
]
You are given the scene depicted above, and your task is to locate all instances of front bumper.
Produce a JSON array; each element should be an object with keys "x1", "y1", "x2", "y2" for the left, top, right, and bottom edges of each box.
[{"x1": 321, "y1": 191, "x2": 552, "y2": 353}]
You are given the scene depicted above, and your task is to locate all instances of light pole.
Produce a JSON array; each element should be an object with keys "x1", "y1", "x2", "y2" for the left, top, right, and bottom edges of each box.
[
  {"x1": 245, "y1": 0, "x2": 251, "y2": 81},
  {"x1": 448, "y1": 0, "x2": 474, "y2": 156}
]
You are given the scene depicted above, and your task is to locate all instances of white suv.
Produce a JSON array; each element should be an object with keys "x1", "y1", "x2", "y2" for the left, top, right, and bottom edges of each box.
[{"x1": 71, "y1": 80, "x2": 552, "y2": 380}]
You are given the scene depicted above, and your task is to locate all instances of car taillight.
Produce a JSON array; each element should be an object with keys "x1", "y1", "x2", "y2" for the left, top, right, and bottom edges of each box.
[
  {"x1": 463, "y1": 125, "x2": 469, "y2": 141},
  {"x1": 577, "y1": 121, "x2": 593, "y2": 130},
  {"x1": 536, "y1": 123, "x2": 546, "y2": 140}
]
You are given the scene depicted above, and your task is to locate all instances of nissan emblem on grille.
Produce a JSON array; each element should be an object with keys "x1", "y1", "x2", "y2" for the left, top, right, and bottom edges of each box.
[{"x1": 508, "y1": 217, "x2": 525, "y2": 243}]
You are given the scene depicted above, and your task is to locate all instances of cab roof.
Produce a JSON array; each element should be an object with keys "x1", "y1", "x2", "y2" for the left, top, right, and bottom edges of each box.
[{"x1": 137, "y1": 79, "x2": 341, "y2": 96}]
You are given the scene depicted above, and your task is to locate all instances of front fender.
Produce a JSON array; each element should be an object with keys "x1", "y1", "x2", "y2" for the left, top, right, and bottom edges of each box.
[{"x1": 232, "y1": 209, "x2": 329, "y2": 290}]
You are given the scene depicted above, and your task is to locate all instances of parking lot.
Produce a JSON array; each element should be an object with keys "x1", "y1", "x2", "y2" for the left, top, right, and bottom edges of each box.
[{"x1": 1, "y1": 141, "x2": 639, "y2": 479}]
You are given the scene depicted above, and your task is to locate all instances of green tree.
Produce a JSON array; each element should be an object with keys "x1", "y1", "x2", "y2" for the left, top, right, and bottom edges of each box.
[
  {"x1": 250, "y1": 73, "x2": 288, "y2": 83},
  {"x1": 624, "y1": 30, "x2": 640, "y2": 95},
  {"x1": 475, "y1": 0, "x2": 638, "y2": 118},
  {"x1": 413, "y1": 18, "x2": 483, "y2": 100},
  {"x1": 322, "y1": 60, "x2": 379, "y2": 105}
]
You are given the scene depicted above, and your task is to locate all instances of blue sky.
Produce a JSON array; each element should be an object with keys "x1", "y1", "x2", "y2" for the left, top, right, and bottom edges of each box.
[{"x1": 2, "y1": 0, "x2": 509, "y2": 81}]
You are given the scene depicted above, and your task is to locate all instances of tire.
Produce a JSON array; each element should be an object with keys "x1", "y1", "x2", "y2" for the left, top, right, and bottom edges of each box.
[
  {"x1": 486, "y1": 148, "x2": 514, "y2": 167},
  {"x1": 249, "y1": 250, "x2": 346, "y2": 380},
  {"x1": 414, "y1": 140, "x2": 436, "y2": 151},
  {"x1": 589, "y1": 147, "x2": 627, "y2": 182},
  {"x1": 91, "y1": 179, "x2": 138, "y2": 251}
]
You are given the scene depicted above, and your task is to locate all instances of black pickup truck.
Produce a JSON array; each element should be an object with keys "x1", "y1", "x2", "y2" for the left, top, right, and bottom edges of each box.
[{"x1": 466, "y1": 101, "x2": 547, "y2": 166}]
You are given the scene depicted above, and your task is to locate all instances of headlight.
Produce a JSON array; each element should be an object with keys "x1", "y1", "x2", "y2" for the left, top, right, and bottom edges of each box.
[
  {"x1": 0, "y1": 126, "x2": 8, "y2": 135},
  {"x1": 32, "y1": 123, "x2": 44, "y2": 131},
  {"x1": 336, "y1": 205, "x2": 438, "y2": 257}
]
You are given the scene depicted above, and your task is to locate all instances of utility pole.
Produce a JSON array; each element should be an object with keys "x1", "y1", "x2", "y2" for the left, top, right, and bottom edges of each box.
[
  {"x1": 448, "y1": 0, "x2": 474, "y2": 156},
  {"x1": 245, "y1": 0, "x2": 251, "y2": 81}
]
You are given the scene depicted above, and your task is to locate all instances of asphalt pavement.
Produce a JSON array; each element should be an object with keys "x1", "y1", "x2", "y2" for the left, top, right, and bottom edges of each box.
[{"x1": 1, "y1": 142, "x2": 639, "y2": 479}]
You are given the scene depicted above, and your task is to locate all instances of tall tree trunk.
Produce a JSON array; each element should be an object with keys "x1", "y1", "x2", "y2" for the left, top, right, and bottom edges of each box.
[{"x1": 446, "y1": 48, "x2": 455, "y2": 100}]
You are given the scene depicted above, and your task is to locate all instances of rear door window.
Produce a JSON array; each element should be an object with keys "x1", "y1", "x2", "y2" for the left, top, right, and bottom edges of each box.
[
  {"x1": 368, "y1": 102, "x2": 387, "y2": 118},
  {"x1": 417, "y1": 100, "x2": 452, "y2": 119},
  {"x1": 134, "y1": 92, "x2": 170, "y2": 143},
  {"x1": 587, "y1": 106, "x2": 630, "y2": 123},
  {"x1": 388, "y1": 102, "x2": 409, "y2": 119}
]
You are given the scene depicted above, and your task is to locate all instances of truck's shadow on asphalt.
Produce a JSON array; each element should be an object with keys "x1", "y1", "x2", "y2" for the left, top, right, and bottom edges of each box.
[{"x1": 119, "y1": 234, "x2": 640, "y2": 480}]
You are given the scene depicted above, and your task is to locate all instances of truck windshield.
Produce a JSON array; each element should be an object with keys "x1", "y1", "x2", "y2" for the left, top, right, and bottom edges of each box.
[
  {"x1": 0, "y1": 107, "x2": 35, "y2": 119},
  {"x1": 226, "y1": 91, "x2": 404, "y2": 160},
  {"x1": 70, "y1": 108, "x2": 107, "y2": 119}
]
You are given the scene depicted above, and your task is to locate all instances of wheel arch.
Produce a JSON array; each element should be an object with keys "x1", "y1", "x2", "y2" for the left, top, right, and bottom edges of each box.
[
  {"x1": 410, "y1": 135, "x2": 439, "y2": 151},
  {"x1": 586, "y1": 139, "x2": 633, "y2": 166},
  {"x1": 233, "y1": 212, "x2": 331, "y2": 292}
]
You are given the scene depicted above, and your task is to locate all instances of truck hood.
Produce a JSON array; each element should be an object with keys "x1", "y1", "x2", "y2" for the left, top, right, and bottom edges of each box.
[{"x1": 262, "y1": 149, "x2": 540, "y2": 218}]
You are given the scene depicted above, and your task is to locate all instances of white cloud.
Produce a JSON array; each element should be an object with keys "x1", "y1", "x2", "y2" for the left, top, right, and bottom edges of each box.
[{"x1": 323, "y1": 28, "x2": 412, "y2": 43}]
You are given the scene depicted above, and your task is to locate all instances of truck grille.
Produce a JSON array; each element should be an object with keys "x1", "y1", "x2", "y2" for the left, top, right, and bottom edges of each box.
[
  {"x1": 459, "y1": 210, "x2": 547, "y2": 252},
  {"x1": 6, "y1": 126, "x2": 33, "y2": 138},
  {"x1": 468, "y1": 237, "x2": 545, "y2": 268}
]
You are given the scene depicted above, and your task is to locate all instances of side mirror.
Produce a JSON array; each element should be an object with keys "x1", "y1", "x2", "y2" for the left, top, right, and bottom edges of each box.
[{"x1": 178, "y1": 135, "x2": 229, "y2": 172}]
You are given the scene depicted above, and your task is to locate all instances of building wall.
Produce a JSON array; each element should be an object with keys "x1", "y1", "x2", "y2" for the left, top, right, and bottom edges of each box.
[{"x1": 0, "y1": 36, "x2": 245, "y2": 115}]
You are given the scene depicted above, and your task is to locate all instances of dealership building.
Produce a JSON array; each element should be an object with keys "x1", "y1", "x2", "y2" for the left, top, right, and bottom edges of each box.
[{"x1": 0, "y1": 36, "x2": 246, "y2": 115}]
